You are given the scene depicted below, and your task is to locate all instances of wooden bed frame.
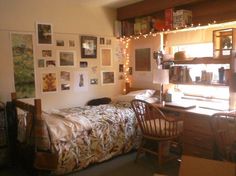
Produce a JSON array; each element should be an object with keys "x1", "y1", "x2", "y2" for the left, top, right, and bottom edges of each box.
[
  {"x1": 10, "y1": 82, "x2": 142, "y2": 173},
  {"x1": 11, "y1": 92, "x2": 57, "y2": 173}
]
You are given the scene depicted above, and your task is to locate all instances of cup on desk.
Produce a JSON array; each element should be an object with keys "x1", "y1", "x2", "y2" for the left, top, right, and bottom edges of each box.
[
  {"x1": 195, "y1": 76, "x2": 200, "y2": 83},
  {"x1": 165, "y1": 93, "x2": 172, "y2": 102},
  {"x1": 206, "y1": 72, "x2": 213, "y2": 84}
]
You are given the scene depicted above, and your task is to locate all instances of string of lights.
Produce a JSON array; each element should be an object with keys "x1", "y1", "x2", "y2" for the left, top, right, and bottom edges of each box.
[{"x1": 120, "y1": 20, "x2": 236, "y2": 40}]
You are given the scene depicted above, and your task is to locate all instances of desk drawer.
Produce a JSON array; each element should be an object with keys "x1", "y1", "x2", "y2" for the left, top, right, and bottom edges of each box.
[
  {"x1": 183, "y1": 131, "x2": 214, "y2": 150},
  {"x1": 184, "y1": 116, "x2": 212, "y2": 135},
  {"x1": 183, "y1": 143, "x2": 213, "y2": 159}
]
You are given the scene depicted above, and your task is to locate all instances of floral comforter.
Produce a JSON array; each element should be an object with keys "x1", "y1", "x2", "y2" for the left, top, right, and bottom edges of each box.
[{"x1": 42, "y1": 102, "x2": 141, "y2": 175}]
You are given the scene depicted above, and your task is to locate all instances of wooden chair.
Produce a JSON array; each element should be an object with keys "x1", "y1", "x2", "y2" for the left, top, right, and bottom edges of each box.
[
  {"x1": 211, "y1": 111, "x2": 236, "y2": 162},
  {"x1": 131, "y1": 99, "x2": 183, "y2": 166}
]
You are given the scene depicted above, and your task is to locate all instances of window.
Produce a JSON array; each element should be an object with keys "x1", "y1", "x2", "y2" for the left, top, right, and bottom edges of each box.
[{"x1": 172, "y1": 43, "x2": 213, "y2": 58}]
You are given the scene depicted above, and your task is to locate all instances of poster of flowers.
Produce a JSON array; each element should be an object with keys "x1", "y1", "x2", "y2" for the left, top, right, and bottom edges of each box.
[
  {"x1": 42, "y1": 72, "x2": 57, "y2": 92},
  {"x1": 11, "y1": 33, "x2": 35, "y2": 98}
]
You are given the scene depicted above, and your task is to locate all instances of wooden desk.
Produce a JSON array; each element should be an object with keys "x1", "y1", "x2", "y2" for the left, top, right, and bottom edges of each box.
[
  {"x1": 154, "y1": 103, "x2": 223, "y2": 159},
  {"x1": 179, "y1": 155, "x2": 236, "y2": 176}
]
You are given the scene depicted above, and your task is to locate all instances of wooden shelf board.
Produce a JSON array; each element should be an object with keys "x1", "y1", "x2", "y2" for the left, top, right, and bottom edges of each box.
[
  {"x1": 214, "y1": 49, "x2": 232, "y2": 51},
  {"x1": 170, "y1": 81, "x2": 229, "y2": 87},
  {"x1": 171, "y1": 57, "x2": 230, "y2": 64}
]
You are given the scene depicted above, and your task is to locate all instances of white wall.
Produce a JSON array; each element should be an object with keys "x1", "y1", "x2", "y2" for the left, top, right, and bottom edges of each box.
[
  {"x1": 0, "y1": 0, "x2": 124, "y2": 111},
  {"x1": 129, "y1": 35, "x2": 161, "y2": 90}
]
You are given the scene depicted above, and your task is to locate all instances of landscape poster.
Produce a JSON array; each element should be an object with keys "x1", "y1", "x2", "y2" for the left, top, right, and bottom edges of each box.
[{"x1": 11, "y1": 33, "x2": 35, "y2": 98}]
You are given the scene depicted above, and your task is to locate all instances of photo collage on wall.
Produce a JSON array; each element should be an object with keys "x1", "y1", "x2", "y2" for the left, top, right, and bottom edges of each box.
[
  {"x1": 99, "y1": 36, "x2": 115, "y2": 86},
  {"x1": 35, "y1": 22, "x2": 117, "y2": 94}
]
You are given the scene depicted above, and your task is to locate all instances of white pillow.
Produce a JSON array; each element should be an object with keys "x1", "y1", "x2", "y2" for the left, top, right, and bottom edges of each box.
[
  {"x1": 115, "y1": 89, "x2": 156, "y2": 102},
  {"x1": 144, "y1": 97, "x2": 158, "y2": 103},
  {"x1": 127, "y1": 89, "x2": 156, "y2": 99}
]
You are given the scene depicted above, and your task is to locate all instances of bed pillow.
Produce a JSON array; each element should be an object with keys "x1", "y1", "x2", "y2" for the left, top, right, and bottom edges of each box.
[
  {"x1": 127, "y1": 89, "x2": 156, "y2": 100},
  {"x1": 115, "y1": 89, "x2": 156, "y2": 102},
  {"x1": 144, "y1": 97, "x2": 159, "y2": 103},
  {"x1": 87, "y1": 97, "x2": 111, "y2": 106}
]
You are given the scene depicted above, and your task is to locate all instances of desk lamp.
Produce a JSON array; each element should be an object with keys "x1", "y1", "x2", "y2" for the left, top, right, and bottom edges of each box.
[{"x1": 153, "y1": 69, "x2": 169, "y2": 103}]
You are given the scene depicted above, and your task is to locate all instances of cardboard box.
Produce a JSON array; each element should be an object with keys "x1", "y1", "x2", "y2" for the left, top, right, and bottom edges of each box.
[
  {"x1": 134, "y1": 22, "x2": 141, "y2": 35},
  {"x1": 179, "y1": 155, "x2": 236, "y2": 176},
  {"x1": 173, "y1": 10, "x2": 192, "y2": 29},
  {"x1": 165, "y1": 8, "x2": 173, "y2": 30},
  {"x1": 141, "y1": 16, "x2": 151, "y2": 34}
]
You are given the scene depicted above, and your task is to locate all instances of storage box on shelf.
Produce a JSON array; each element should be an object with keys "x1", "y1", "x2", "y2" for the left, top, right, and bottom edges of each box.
[
  {"x1": 121, "y1": 20, "x2": 134, "y2": 37},
  {"x1": 120, "y1": 8, "x2": 192, "y2": 36},
  {"x1": 173, "y1": 10, "x2": 192, "y2": 29}
]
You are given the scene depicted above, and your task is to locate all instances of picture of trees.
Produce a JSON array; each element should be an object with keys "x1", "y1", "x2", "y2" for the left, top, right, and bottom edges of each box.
[{"x1": 11, "y1": 33, "x2": 35, "y2": 98}]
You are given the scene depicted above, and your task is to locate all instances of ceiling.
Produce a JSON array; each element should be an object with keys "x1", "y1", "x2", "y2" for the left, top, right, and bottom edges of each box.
[{"x1": 76, "y1": 0, "x2": 143, "y2": 8}]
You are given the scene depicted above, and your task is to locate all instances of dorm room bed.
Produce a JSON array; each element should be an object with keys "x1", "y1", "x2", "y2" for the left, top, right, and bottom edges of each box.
[{"x1": 9, "y1": 83, "x2": 156, "y2": 175}]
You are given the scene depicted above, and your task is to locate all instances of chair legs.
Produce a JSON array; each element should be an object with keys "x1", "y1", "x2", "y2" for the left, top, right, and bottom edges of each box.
[
  {"x1": 158, "y1": 142, "x2": 163, "y2": 168},
  {"x1": 135, "y1": 138, "x2": 145, "y2": 162},
  {"x1": 135, "y1": 138, "x2": 180, "y2": 168},
  {"x1": 135, "y1": 138, "x2": 166, "y2": 167}
]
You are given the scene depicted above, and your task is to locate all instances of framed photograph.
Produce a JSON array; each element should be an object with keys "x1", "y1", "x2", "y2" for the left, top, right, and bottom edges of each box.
[
  {"x1": 90, "y1": 78, "x2": 98, "y2": 85},
  {"x1": 38, "y1": 59, "x2": 45, "y2": 68},
  {"x1": 56, "y1": 40, "x2": 64, "y2": 46},
  {"x1": 135, "y1": 48, "x2": 151, "y2": 71},
  {"x1": 119, "y1": 64, "x2": 124, "y2": 72},
  {"x1": 91, "y1": 66, "x2": 98, "y2": 74},
  {"x1": 101, "y1": 71, "x2": 115, "y2": 85},
  {"x1": 81, "y1": 36, "x2": 97, "y2": 58},
  {"x1": 46, "y1": 60, "x2": 56, "y2": 67},
  {"x1": 69, "y1": 40, "x2": 75, "y2": 47},
  {"x1": 36, "y1": 22, "x2": 53, "y2": 45},
  {"x1": 101, "y1": 48, "x2": 112, "y2": 67},
  {"x1": 129, "y1": 67, "x2": 133, "y2": 75},
  {"x1": 42, "y1": 50, "x2": 52, "y2": 57},
  {"x1": 60, "y1": 71, "x2": 70, "y2": 81},
  {"x1": 61, "y1": 83, "x2": 70, "y2": 91},
  {"x1": 106, "y1": 38, "x2": 112, "y2": 45},
  {"x1": 57, "y1": 50, "x2": 76, "y2": 67},
  {"x1": 100, "y1": 37, "x2": 105, "y2": 45},
  {"x1": 42, "y1": 72, "x2": 57, "y2": 92},
  {"x1": 119, "y1": 74, "x2": 124, "y2": 80},
  {"x1": 80, "y1": 61, "x2": 88, "y2": 68}
]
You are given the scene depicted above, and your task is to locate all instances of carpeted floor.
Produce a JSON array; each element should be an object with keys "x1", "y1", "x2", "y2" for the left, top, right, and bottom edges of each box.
[{"x1": 0, "y1": 151, "x2": 180, "y2": 176}]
